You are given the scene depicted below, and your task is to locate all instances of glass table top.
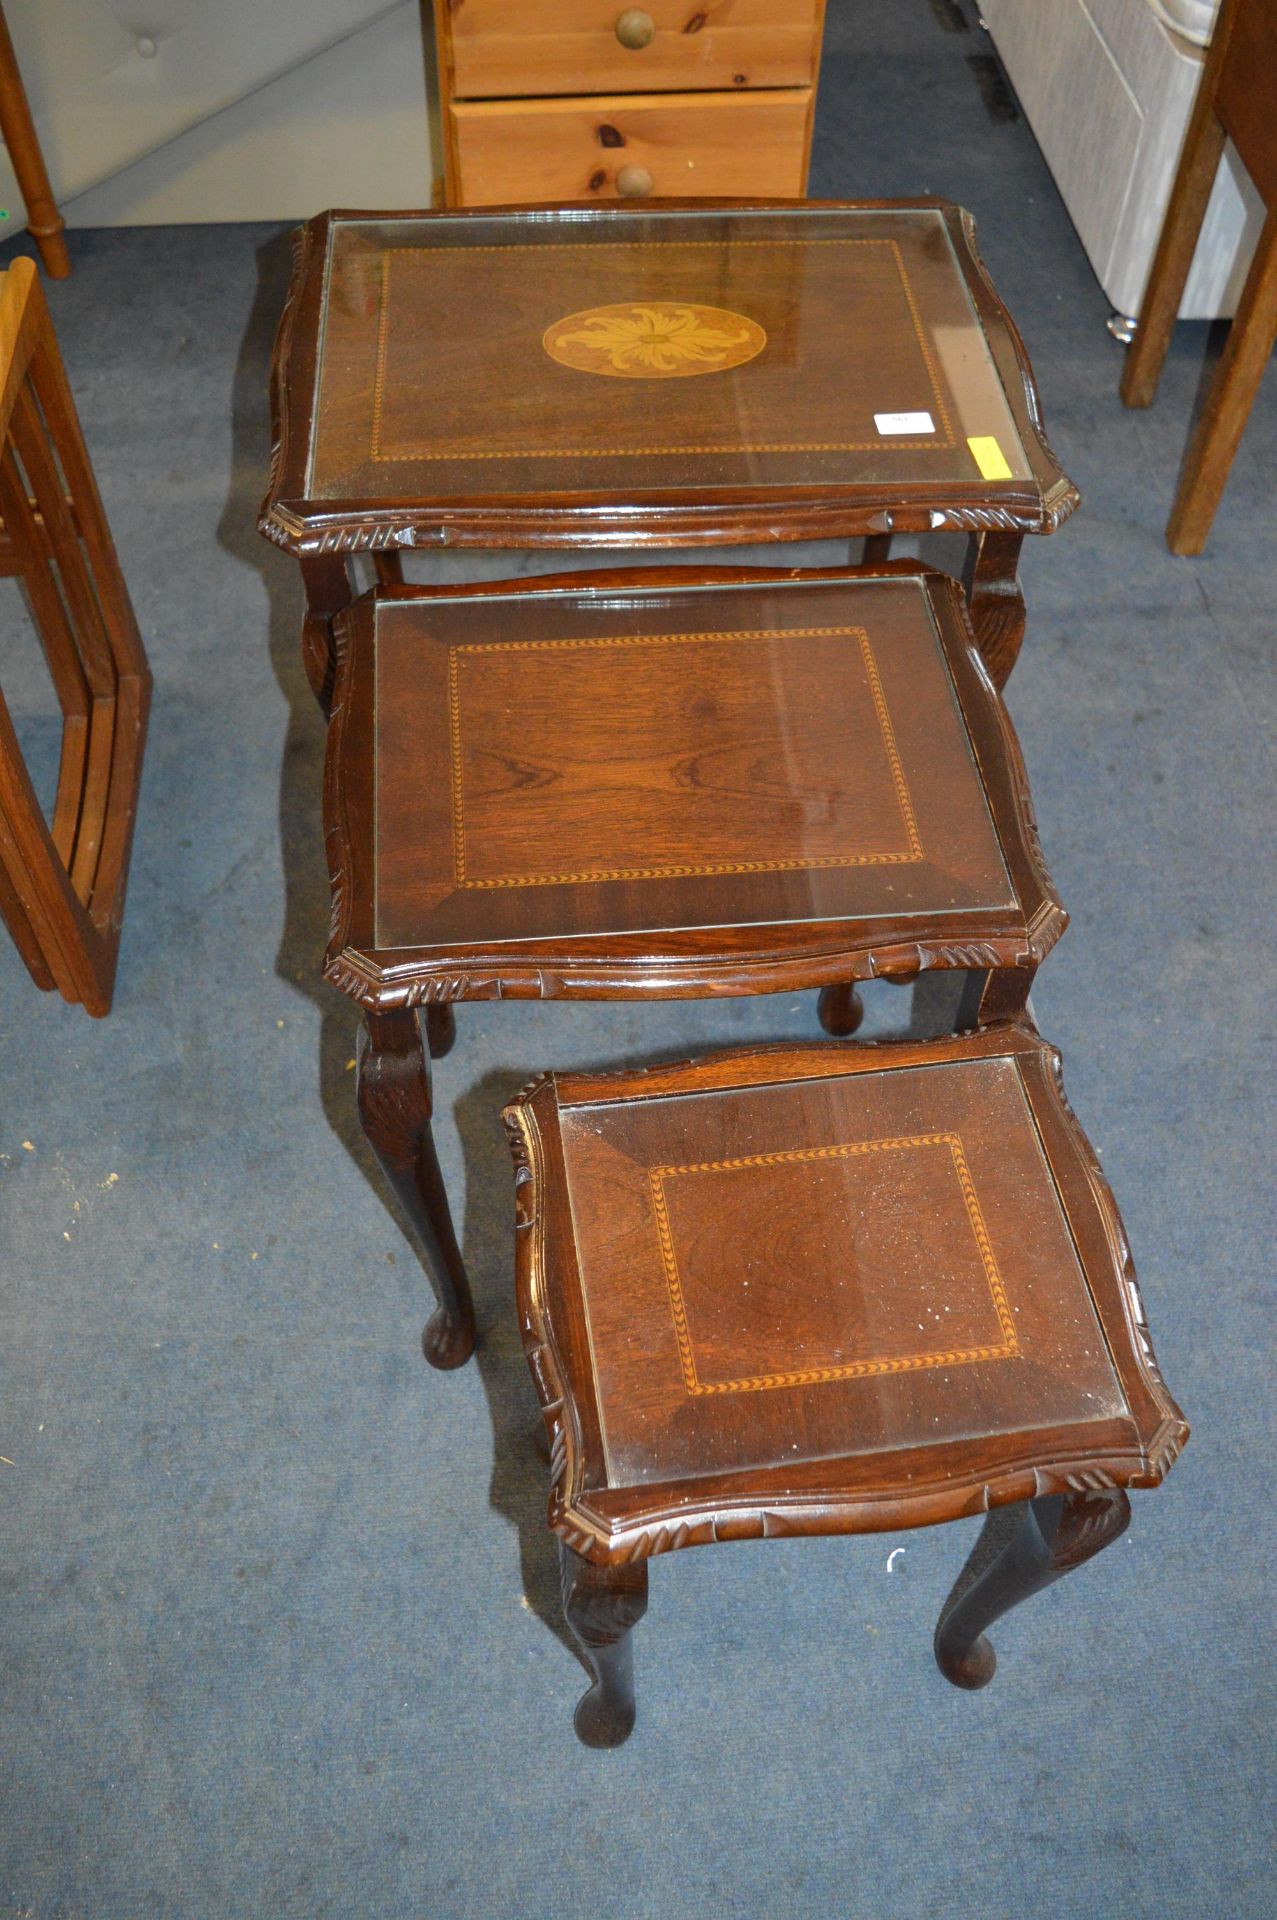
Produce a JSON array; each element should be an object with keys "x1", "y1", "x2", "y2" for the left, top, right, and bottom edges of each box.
[
  {"x1": 366, "y1": 573, "x2": 1016, "y2": 954},
  {"x1": 303, "y1": 204, "x2": 1037, "y2": 509},
  {"x1": 556, "y1": 1052, "x2": 1128, "y2": 1488}
]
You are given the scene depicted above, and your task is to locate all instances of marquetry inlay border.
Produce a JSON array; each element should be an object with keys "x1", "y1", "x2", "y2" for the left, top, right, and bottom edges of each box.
[
  {"x1": 368, "y1": 238, "x2": 958, "y2": 462},
  {"x1": 444, "y1": 626, "x2": 923, "y2": 891},
  {"x1": 647, "y1": 1132, "x2": 1020, "y2": 1397}
]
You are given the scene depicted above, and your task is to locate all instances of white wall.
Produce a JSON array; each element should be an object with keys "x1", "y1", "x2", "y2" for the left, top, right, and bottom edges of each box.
[{"x1": 0, "y1": 0, "x2": 435, "y2": 228}]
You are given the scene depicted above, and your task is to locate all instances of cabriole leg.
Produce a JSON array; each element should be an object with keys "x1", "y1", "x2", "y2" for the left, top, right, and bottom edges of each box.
[
  {"x1": 963, "y1": 530, "x2": 1026, "y2": 689},
  {"x1": 560, "y1": 1545, "x2": 649, "y2": 1749},
  {"x1": 299, "y1": 553, "x2": 353, "y2": 718},
  {"x1": 425, "y1": 1003, "x2": 456, "y2": 1059},
  {"x1": 934, "y1": 1489, "x2": 1131, "y2": 1690},
  {"x1": 953, "y1": 965, "x2": 1034, "y2": 1033},
  {"x1": 356, "y1": 1007, "x2": 475, "y2": 1369},
  {"x1": 818, "y1": 981, "x2": 864, "y2": 1036}
]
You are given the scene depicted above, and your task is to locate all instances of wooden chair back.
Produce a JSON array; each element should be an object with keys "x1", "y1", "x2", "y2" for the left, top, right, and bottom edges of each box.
[
  {"x1": 1212, "y1": 0, "x2": 1277, "y2": 210},
  {"x1": 0, "y1": 255, "x2": 150, "y2": 1015}
]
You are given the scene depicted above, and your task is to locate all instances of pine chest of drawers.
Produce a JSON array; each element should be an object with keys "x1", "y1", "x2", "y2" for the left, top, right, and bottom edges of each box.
[{"x1": 429, "y1": 1, "x2": 827, "y2": 205}]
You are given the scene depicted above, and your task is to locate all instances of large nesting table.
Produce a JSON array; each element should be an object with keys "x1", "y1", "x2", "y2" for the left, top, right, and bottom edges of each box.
[{"x1": 261, "y1": 198, "x2": 1078, "y2": 705}]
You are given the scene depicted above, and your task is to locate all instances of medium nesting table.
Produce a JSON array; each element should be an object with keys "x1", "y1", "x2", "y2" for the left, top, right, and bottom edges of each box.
[
  {"x1": 504, "y1": 1021, "x2": 1188, "y2": 1745},
  {"x1": 260, "y1": 198, "x2": 1078, "y2": 707},
  {"x1": 322, "y1": 563, "x2": 1065, "y2": 1368}
]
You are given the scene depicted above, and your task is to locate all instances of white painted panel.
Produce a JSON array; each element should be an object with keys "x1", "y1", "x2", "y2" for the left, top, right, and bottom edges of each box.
[
  {"x1": 1181, "y1": 148, "x2": 1265, "y2": 316},
  {"x1": 0, "y1": 0, "x2": 411, "y2": 212},
  {"x1": 983, "y1": 0, "x2": 1144, "y2": 298},
  {"x1": 62, "y1": 7, "x2": 433, "y2": 226},
  {"x1": 1145, "y1": 0, "x2": 1220, "y2": 46}
]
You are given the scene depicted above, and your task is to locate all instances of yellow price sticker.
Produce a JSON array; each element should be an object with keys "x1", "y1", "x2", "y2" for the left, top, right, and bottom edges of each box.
[{"x1": 967, "y1": 435, "x2": 1013, "y2": 481}]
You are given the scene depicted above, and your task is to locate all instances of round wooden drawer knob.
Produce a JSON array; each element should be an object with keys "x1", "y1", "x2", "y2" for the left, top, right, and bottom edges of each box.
[
  {"x1": 615, "y1": 9, "x2": 656, "y2": 50},
  {"x1": 616, "y1": 164, "x2": 654, "y2": 198}
]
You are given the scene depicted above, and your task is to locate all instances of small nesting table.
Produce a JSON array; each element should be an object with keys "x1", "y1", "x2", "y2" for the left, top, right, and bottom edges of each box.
[
  {"x1": 260, "y1": 198, "x2": 1078, "y2": 706},
  {"x1": 322, "y1": 563, "x2": 1065, "y2": 1368},
  {"x1": 503, "y1": 1022, "x2": 1189, "y2": 1745}
]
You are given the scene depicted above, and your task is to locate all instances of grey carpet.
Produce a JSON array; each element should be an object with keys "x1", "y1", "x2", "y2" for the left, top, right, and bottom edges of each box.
[{"x1": 1, "y1": 2, "x2": 1273, "y2": 1915}]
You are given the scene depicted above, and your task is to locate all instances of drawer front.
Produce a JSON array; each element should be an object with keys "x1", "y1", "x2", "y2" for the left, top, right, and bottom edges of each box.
[
  {"x1": 444, "y1": 1, "x2": 824, "y2": 99},
  {"x1": 450, "y1": 89, "x2": 812, "y2": 205}
]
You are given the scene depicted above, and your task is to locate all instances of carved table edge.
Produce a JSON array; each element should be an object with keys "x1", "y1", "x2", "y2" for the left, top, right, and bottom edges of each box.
[
  {"x1": 259, "y1": 495, "x2": 1077, "y2": 557},
  {"x1": 536, "y1": 1439, "x2": 1190, "y2": 1568},
  {"x1": 321, "y1": 931, "x2": 1058, "y2": 1009},
  {"x1": 955, "y1": 205, "x2": 1080, "y2": 532},
  {"x1": 504, "y1": 1089, "x2": 587, "y2": 1530},
  {"x1": 259, "y1": 221, "x2": 311, "y2": 549},
  {"x1": 1039, "y1": 1042, "x2": 1189, "y2": 1437},
  {"x1": 500, "y1": 1071, "x2": 1189, "y2": 1571}
]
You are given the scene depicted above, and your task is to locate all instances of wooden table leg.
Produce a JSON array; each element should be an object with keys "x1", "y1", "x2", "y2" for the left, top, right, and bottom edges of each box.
[
  {"x1": 356, "y1": 1007, "x2": 476, "y2": 1369},
  {"x1": 822, "y1": 957, "x2": 1022, "y2": 1039},
  {"x1": 934, "y1": 1488, "x2": 1131, "y2": 1689},
  {"x1": 299, "y1": 554, "x2": 353, "y2": 718},
  {"x1": 817, "y1": 982, "x2": 864, "y2": 1036},
  {"x1": 963, "y1": 530, "x2": 1026, "y2": 690},
  {"x1": 953, "y1": 965, "x2": 1035, "y2": 1032},
  {"x1": 425, "y1": 1003, "x2": 456, "y2": 1059},
  {"x1": 0, "y1": 5, "x2": 70, "y2": 279},
  {"x1": 560, "y1": 1544, "x2": 648, "y2": 1749},
  {"x1": 1165, "y1": 208, "x2": 1277, "y2": 556},
  {"x1": 1120, "y1": 80, "x2": 1227, "y2": 411}
]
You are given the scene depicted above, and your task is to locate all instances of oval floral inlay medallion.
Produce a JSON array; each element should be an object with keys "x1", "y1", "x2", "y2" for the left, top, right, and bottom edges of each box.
[{"x1": 543, "y1": 301, "x2": 767, "y2": 379}]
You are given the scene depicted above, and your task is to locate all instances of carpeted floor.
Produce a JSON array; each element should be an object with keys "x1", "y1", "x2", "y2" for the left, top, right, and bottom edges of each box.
[{"x1": 1, "y1": 3, "x2": 1273, "y2": 1915}]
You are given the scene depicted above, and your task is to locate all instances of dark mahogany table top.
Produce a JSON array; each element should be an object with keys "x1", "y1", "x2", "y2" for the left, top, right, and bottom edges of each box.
[
  {"x1": 505, "y1": 1022, "x2": 1189, "y2": 1564},
  {"x1": 262, "y1": 199, "x2": 1078, "y2": 556},
  {"x1": 322, "y1": 563, "x2": 1066, "y2": 1007}
]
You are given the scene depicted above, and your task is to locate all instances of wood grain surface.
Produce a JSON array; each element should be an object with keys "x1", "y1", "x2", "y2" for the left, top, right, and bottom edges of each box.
[
  {"x1": 445, "y1": 0, "x2": 824, "y2": 101},
  {"x1": 505, "y1": 1021, "x2": 1189, "y2": 1565},
  {"x1": 322, "y1": 564, "x2": 1063, "y2": 1006}
]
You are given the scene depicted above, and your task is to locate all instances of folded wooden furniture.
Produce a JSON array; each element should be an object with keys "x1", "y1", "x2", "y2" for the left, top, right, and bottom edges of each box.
[
  {"x1": 0, "y1": 256, "x2": 150, "y2": 1015},
  {"x1": 503, "y1": 1022, "x2": 1189, "y2": 1745},
  {"x1": 1121, "y1": 0, "x2": 1277, "y2": 553},
  {"x1": 261, "y1": 199, "x2": 1078, "y2": 708},
  {"x1": 322, "y1": 562, "x2": 1065, "y2": 1369}
]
